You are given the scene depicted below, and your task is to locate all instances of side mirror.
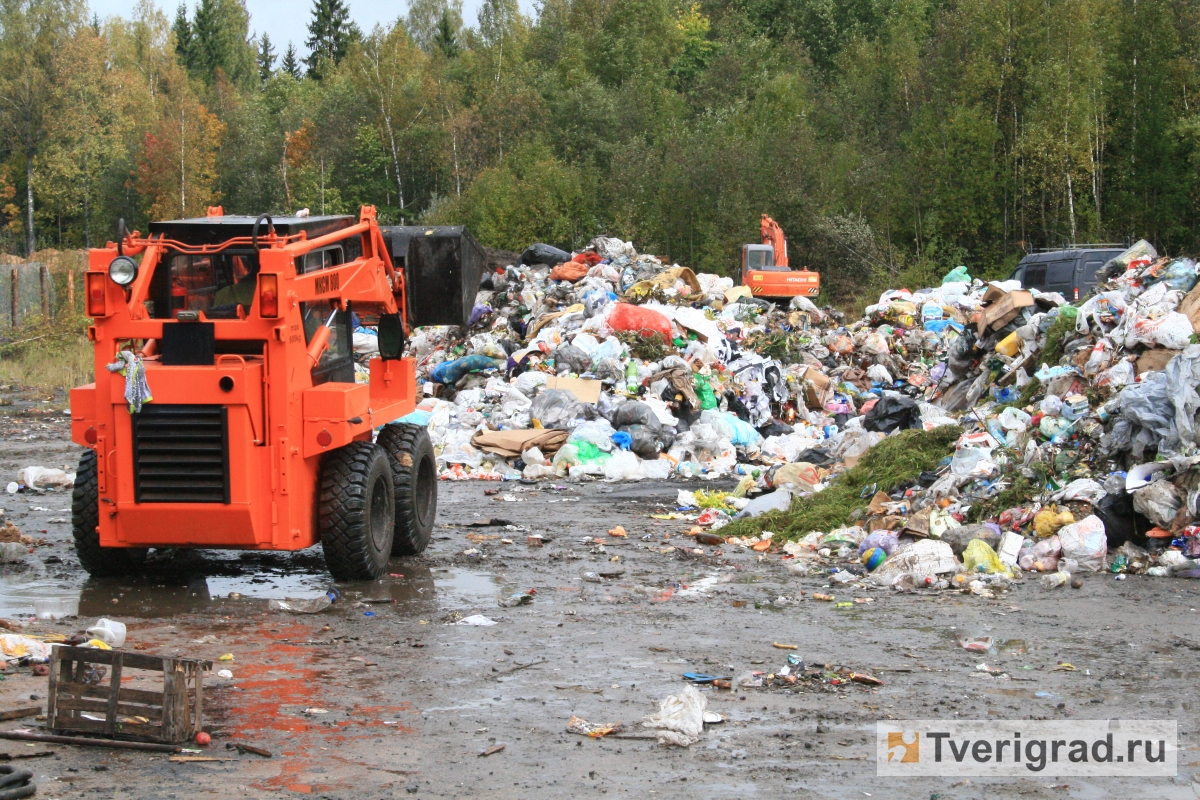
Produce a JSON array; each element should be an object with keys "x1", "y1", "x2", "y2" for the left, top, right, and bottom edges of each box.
[{"x1": 378, "y1": 314, "x2": 405, "y2": 361}]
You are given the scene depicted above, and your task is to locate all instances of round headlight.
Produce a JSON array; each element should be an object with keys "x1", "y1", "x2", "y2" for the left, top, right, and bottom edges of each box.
[{"x1": 109, "y1": 256, "x2": 138, "y2": 286}]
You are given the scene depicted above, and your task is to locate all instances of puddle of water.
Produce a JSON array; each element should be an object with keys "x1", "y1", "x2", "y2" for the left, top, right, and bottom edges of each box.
[
  {"x1": 432, "y1": 568, "x2": 500, "y2": 607},
  {"x1": 0, "y1": 558, "x2": 499, "y2": 620},
  {"x1": 678, "y1": 573, "x2": 724, "y2": 597},
  {"x1": 992, "y1": 688, "x2": 1055, "y2": 699}
]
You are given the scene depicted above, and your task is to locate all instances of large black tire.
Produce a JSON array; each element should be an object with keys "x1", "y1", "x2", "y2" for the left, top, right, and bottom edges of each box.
[
  {"x1": 318, "y1": 442, "x2": 395, "y2": 580},
  {"x1": 72, "y1": 450, "x2": 147, "y2": 577},
  {"x1": 376, "y1": 423, "x2": 437, "y2": 555}
]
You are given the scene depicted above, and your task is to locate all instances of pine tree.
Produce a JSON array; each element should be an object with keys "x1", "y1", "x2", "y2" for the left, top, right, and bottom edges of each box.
[
  {"x1": 257, "y1": 33, "x2": 276, "y2": 83},
  {"x1": 304, "y1": 0, "x2": 355, "y2": 79},
  {"x1": 280, "y1": 42, "x2": 301, "y2": 79},
  {"x1": 192, "y1": 0, "x2": 255, "y2": 87},
  {"x1": 172, "y1": 3, "x2": 195, "y2": 72},
  {"x1": 433, "y1": 9, "x2": 459, "y2": 58}
]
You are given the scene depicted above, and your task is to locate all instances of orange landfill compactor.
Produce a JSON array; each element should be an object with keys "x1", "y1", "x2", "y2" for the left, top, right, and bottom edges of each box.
[
  {"x1": 740, "y1": 214, "x2": 820, "y2": 299},
  {"x1": 70, "y1": 207, "x2": 483, "y2": 580}
]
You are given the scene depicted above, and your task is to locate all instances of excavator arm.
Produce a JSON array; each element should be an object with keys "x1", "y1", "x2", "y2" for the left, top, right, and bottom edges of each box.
[{"x1": 760, "y1": 214, "x2": 788, "y2": 268}]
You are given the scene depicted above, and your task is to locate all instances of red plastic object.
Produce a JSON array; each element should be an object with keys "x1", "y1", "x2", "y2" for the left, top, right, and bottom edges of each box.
[{"x1": 607, "y1": 303, "x2": 672, "y2": 339}]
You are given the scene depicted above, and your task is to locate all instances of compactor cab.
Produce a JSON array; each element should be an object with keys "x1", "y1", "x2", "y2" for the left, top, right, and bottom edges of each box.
[{"x1": 70, "y1": 207, "x2": 481, "y2": 580}]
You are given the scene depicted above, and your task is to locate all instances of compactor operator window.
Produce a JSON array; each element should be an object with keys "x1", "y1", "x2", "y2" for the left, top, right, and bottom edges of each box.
[
  {"x1": 301, "y1": 303, "x2": 354, "y2": 385},
  {"x1": 151, "y1": 251, "x2": 259, "y2": 318}
]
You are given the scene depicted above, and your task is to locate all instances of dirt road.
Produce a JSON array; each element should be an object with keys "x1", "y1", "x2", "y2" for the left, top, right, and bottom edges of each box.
[{"x1": 0, "y1": 401, "x2": 1198, "y2": 798}]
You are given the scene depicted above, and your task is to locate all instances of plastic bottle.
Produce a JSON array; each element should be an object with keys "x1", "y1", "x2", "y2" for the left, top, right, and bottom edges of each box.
[
  {"x1": 1084, "y1": 340, "x2": 1108, "y2": 377},
  {"x1": 625, "y1": 360, "x2": 639, "y2": 392},
  {"x1": 986, "y1": 419, "x2": 1010, "y2": 447},
  {"x1": 1041, "y1": 571, "x2": 1071, "y2": 590},
  {"x1": 0, "y1": 542, "x2": 27, "y2": 563}
]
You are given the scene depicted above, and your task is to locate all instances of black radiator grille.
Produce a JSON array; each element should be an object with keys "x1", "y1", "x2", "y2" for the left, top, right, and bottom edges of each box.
[{"x1": 132, "y1": 405, "x2": 230, "y2": 503}]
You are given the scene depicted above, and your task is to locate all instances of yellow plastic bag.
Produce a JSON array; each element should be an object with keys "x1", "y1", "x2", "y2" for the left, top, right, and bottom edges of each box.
[
  {"x1": 1034, "y1": 506, "x2": 1074, "y2": 538},
  {"x1": 963, "y1": 539, "x2": 1014, "y2": 577}
]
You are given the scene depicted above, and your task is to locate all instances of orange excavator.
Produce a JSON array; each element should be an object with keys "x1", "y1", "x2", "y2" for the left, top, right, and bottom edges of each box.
[{"x1": 740, "y1": 214, "x2": 820, "y2": 299}]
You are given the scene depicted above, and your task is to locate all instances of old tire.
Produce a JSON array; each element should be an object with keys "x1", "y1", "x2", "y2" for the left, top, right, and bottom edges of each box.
[
  {"x1": 377, "y1": 424, "x2": 437, "y2": 555},
  {"x1": 72, "y1": 450, "x2": 147, "y2": 577},
  {"x1": 319, "y1": 442, "x2": 395, "y2": 580}
]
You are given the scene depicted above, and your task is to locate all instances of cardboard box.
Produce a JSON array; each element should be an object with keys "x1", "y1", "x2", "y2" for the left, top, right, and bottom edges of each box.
[
  {"x1": 545, "y1": 376, "x2": 602, "y2": 404},
  {"x1": 976, "y1": 289, "x2": 1034, "y2": 335},
  {"x1": 799, "y1": 367, "x2": 832, "y2": 410}
]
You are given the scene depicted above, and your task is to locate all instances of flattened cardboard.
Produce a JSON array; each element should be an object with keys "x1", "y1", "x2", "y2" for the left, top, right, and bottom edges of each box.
[
  {"x1": 1136, "y1": 349, "x2": 1180, "y2": 375},
  {"x1": 545, "y1": 376, "x2": 602, "y2": 404},
  {"x1": 1180, "y1": 281, "x2": 1200, "y2": 332}
]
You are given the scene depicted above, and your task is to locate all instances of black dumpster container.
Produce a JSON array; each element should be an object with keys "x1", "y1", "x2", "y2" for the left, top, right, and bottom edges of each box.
[{"x1": 382, "y1": 226, "x2": 485, "y2": 328}]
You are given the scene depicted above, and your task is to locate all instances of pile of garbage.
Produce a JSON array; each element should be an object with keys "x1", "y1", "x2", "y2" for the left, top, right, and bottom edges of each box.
[
  {"x1": 390, "y1": 235, "x2": 854, "y2": 483},
  {"x1": 383, "y1": 235, "x2": 1200, "y2": 583}
]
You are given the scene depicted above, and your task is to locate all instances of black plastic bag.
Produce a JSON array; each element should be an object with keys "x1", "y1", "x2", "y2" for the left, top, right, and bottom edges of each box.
[
  {"x1": 520, "y1": 243, "x2": 571, "y2": 266},
  {"x1": 612, "y1": 401, "x2": 660, "y2": 431},
  {"x1": 863, "y1": 395, "x2": 921, "y2": 434},
  {"x1": 757, "y1": 419, "x2": 794, "y2": 437},
  {"x1": 1093, "y1": 493, "x2": 1151, "y2": 548},
  {"x1": 622, "y1": 424, "x2": 665, "y2": 458},
  {"x1": 553, "y1": 344, "x2": 592, "y2": 374},
  {"x1": 795, "y1": 447, "x2": 835, "y2": 467}
]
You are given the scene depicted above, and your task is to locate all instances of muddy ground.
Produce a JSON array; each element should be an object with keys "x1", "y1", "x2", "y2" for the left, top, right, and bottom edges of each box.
[{"x1": 0, "y1": 386, "x2": 1199, "y2": 799}]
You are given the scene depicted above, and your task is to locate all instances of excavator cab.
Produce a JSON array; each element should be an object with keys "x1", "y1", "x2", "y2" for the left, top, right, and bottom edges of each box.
[
  {"x1": 741, "y1": 243, "x2": 781, "y2": 278},
  {"x1": 739, "y1": 215, "x2": 820, "y2": 300}
]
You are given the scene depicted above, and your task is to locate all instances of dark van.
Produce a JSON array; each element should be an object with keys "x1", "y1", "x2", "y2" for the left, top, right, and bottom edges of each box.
[{"x1": 1009, "y1": 247, "x2": 1126, "y2": 301}]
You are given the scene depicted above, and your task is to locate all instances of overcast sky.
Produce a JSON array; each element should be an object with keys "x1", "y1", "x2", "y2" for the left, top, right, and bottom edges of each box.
[{"x1": 88, "y1": 0, "x2": 538, "y2": 55}]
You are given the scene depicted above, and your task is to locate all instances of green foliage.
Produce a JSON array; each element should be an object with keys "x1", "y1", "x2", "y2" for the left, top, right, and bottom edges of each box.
[
  {"x1": 190, "y1": 0, "x2": 256, "y2": 87},
  {"x1": 256, "y1": 32, "x2": 276, "y2": 83},
  {"x1": 616, "y1": 331, "x2": 669, "y2": 360},
  {"x1": 304, "y1": 0, "x2": 357, "y2": 79},
  {"x1": 2, "y1": 0, "x2": 1200, "y2": 276},
  {"x1": 1041, "y1": 314, "x2": 1076, "y2": 367},
  {"x1": 722, "y1": 425, "x2": 964, "y2": 541},
  {"x1": 279, "y1": 42, "x2": 301, "y2": 79},
  {"x1": 433, "y1": 142, "x2": 595, "y2": 251}
]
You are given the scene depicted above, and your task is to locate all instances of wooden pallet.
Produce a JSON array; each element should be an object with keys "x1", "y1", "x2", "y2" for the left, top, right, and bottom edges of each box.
[{"x1": 47, "y1": 646, "x2": 212, "y2": 743}]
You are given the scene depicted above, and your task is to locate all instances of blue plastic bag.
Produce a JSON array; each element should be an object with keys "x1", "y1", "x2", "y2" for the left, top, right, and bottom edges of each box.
[
  {"x1": 430, "y1": 354, "x2": 499, "y2": 384},
  {"x1": 722, "y1": 412, "x2": 763, "y2": 448}
]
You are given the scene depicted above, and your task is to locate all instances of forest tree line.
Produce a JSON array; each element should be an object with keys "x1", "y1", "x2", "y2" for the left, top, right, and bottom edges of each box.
[{"x1": 0, "y1": 0, "x2": 1198, "y2": 296}]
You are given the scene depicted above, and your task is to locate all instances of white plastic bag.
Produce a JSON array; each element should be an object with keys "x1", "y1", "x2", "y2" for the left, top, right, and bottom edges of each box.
[
  {"x1": 1040, "y1": 395, "x2": 1064, "y2": 416},
  {"x1": 1125, "y1": 312, "x2": 1194, "y2": 350},
  {"x1": 1131, "y1": 480, "x2": 1181, "y2": 527},
  {"x1": 439, "y1": 430, "x2": 484, "y2": 467},
  {"x1": 602, "y1": 451, "x2": 644, "y2": 481},
  {"x1": 17, "y1": 467, "x2": 75, "y2": 490},
  {"x1": 641, "y1": 684, "x2": 707, "y2": 747},
  {"x1": 997, "y1": 407, "x2": 1031, "y2": 432},
  {"x1": 568, "y1": 419, "x2": 617, "y2": 452},
  {"x1": 641, "y1": 458, "x2": 671, "y2": 480},
  {"x1": 1057, "y1": 515, "x2": 1107, "y2": 572}
]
